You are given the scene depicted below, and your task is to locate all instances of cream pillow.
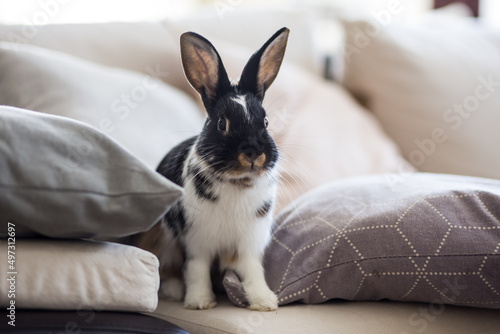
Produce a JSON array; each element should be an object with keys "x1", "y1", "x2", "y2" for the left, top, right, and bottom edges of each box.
[
  {"x1": 342, "y1": 18, "x2": 500, "y2": 179},
  {"x1": 271, "y1": 72, "x2": 412, "y2": 212},
  {"x1": 0, "y1": 22, "x2": 185, "y2": 90},
  {"x1": 0, "y1": 240, "x2": 159, "y2": 311},
  {"x1": 0, "y1": 41, "x2": 204, "y2": 169},
  {"x1": 0, "y1": 22, "x2": 196, "y2": 101}
]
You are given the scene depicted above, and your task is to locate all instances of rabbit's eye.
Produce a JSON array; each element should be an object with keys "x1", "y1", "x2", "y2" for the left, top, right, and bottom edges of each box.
[
  {"x1": 264, "y1": 117, "x2": 269, "y2": 128},
  {"x1": 217, "y1": 117, "x2": 228, "y2": 132}
]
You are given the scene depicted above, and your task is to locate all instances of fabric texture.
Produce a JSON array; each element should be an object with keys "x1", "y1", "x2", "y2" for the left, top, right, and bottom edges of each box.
[
  {"x1": 0, "y1": 41, "x2": 204, "y2": 169},
  {"x1": 224, "y1": 173, "x2": 500, "y2": 309},
  {"x1": 341, "y1": 18, "x2": 500, "y2": 180},
  {"x1": 0, "y1": 239, "x2": 160, "y2": 312},
  {"x1": 0, "y1": 106, "x2": 181, "y2": 238}
]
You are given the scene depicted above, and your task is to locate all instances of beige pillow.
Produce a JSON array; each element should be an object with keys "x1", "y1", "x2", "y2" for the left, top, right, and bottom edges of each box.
[
  {"x1": 0, "y1": 41, "x2": 204, "y2": 169},
  {"x1": 0, "y1": 22, "x2": 185, "y2": 90},
  {"x1": 0, "y1": 240, "x2": 159, "y2": 311},
  {"x1": 0, "y1": 22, "x2": 196, "y2": 101},
  {"x1": 271, "y1": 73, "x2": 412, "y2": 212},
  {"x1": 342, "y1": 18, "x2": 500, "y2": 179}
]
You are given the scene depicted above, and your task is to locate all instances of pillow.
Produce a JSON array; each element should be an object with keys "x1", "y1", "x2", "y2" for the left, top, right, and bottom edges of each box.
[
  {"x1": 0, "y1": 239, "x2": 159, "y2": 311},
  {"x1": 341, "y1": 18, "x2": 500, "y2": 180},
  {"x1": 0, "y1": 22, "x2": 189, "y2": 94},
  {"x1": 0, "y1": 41, "x2": 204, "y2": 169},
  {"x1": 224, "y1": 173, "x2": 500, "y2": 309},
  {"x1": 268, "y1": 74, "x2": 414, "y2": 212},
  {"x1": 0, "y1": 106, "x2": 181, "y2": 238}
]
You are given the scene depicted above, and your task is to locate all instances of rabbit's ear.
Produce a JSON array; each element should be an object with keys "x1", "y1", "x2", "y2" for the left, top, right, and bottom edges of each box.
[
  {"x1": 180, "y1": 32, "x2": 231, "y2": 109},
  {"x1": 239, "y1": 27, "x2": 289, "y2": 101}
]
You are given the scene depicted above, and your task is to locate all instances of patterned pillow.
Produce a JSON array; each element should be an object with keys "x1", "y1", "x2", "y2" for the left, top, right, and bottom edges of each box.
[{"x1": 224, "y1": 173, "x2": 500, "y2": 309}]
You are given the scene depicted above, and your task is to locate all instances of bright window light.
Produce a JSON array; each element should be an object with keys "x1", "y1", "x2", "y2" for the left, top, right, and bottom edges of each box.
[
  {"x1": 0, "y1": 0, "x2": 197, "y2": 25},
  {"x1": 0, "y1": 0, "x2": 435, "y2": 26},
  {"x1": 480, "y1": 0, "x2": 500, "y2": 27}
]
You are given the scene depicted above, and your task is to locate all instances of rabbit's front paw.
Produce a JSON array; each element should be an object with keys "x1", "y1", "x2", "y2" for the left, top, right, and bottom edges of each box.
[
  {"x1": 184, "y1": 291, "x2": 217, "y2": 310},
  {"x1": 247, "y1": 288, "x2": 278, "y2": 311}
]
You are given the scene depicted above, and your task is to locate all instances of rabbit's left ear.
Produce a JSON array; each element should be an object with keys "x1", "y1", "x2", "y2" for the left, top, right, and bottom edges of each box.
[
  {"x1": 239, "y1": 27, "x2": 289, "y2": 101},
  {"x1": 180, "y1": 32, "x2": 231, "y2": 110}
]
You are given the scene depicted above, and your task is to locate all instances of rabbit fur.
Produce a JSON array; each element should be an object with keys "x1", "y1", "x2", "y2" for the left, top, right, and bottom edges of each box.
[{"x1": 134, "y1": 27, "x2": 290, "y2": 311}]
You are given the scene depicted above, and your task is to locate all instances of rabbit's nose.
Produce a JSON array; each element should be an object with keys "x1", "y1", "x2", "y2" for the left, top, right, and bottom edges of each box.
[{"x1": 238, "y1": 153, "x2": 266, "y2": 168}]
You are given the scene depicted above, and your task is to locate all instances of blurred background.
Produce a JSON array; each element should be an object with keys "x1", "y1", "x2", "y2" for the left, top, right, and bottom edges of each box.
[
  {"x1": 2, "y1": 0, "x2": 497, "y2": 81},
  {"x1": 0, "y1": 0, "x2": 497, "y2": 26}
]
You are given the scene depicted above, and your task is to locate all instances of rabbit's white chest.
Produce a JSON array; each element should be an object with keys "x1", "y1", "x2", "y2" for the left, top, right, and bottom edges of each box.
[{"x1": 181, "y1": 172, "x2": 276, "y2": 259}]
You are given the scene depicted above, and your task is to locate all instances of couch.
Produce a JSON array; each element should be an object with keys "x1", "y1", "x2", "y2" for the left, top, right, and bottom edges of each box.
[{"x1": 0, "y1": 3, "x2": 499, "y2": 333}]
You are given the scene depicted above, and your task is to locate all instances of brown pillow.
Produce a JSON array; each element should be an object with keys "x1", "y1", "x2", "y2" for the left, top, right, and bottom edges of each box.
[{"x1": 224, "y1": 173, "x2": 500, "y2": 309}]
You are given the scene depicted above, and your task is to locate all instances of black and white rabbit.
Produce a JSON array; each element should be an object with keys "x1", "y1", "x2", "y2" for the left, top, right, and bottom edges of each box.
[{"x1": 135, "y1": 27, "x2": 289, "y2": 311}]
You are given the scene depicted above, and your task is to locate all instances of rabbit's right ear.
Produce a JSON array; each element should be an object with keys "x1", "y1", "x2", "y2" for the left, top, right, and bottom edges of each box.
[
  {"x1": 239, "y1": 28, "x2": 289, "y2": 102},
  {"x1": 180, "y1": 32, "x2": 231, "y2": 110}
]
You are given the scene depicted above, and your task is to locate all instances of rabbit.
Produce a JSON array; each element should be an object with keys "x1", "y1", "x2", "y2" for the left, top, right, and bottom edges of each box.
[{"x1": 134, "y1": 27, "x2": 289, "y2": 311}]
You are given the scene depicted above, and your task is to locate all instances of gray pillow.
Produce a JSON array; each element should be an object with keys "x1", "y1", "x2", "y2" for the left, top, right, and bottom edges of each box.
[
  {"x1": 224, "y1": 173, "x2": 500, "y2": 309},
  {"x1": 0, "y1": 106, "x2": 181, "y2": 238}
]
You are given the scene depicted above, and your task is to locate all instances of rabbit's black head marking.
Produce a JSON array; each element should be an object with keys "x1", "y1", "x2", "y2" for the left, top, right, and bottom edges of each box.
[{"x1": 180, "y1": 28, "x2": 289, "y2": 180}]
